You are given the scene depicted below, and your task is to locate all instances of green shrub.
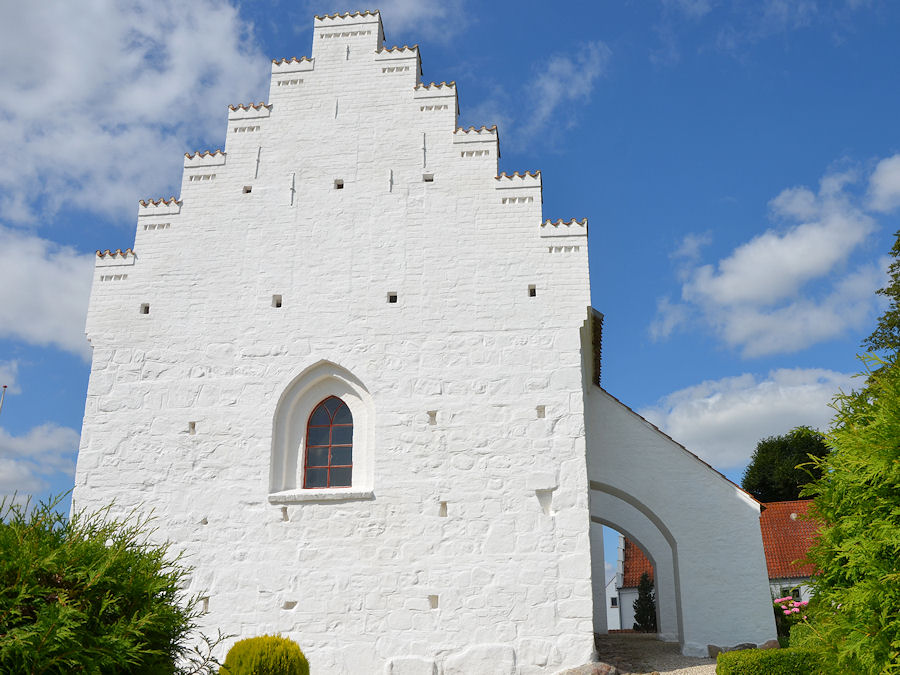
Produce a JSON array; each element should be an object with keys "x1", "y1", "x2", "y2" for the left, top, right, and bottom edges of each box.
[
  {"x1": 0, "y1": 493, "x2": 222, "y2": 674},
  {"x1": 715, "y1": 648, "x2": 824, "y2": 675},
  {"x1": 220, "y1": 635, "x2": 309, "y2": 675}
]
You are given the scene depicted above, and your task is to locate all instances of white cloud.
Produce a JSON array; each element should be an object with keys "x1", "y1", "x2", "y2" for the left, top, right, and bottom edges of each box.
[
  {"x1": 0, "y1": 423, "x2": 80, "y2": 497},
  {"x1": 653, "y1": 167, "x2": 883, "y2": 356},
  {"x1": 0, "y1": 227, "x2": 94, "y2": 358},
  {"x1": 662, "y1": 0, "x2": 717, "y2": 19},
  {"x1": 0, "y1": 0, "x2": 268, "y2": 224},
  {"x1": 867, "y1": 154, "x2": 900, "y2": 213},
  {"x1": 465, "y1": 42, "x2": 610, "y2": 150},
  {"x1": 640, "y1": 367, "x2": 855, "y2": 470},
  {"x1": 685, "y1": 174, "x2": 873, "y2": 307},
  {"x1": 377, "y1": 0, "x2": 468, "y2": 41},
  {"x1": 0, "y1": 361, "x2": 19, "y2": 395}
]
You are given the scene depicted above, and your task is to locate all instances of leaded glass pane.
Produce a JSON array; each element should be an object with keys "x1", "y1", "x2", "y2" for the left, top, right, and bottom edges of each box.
[
  {"x1": 306, "y1": 446, "x2": 329, "y2": 467},
  {"x1": 330, "y1": 467, "x2": 352, "y2": 487},
  {"x1": 309, "y1": 405, "x2": 330, "y2": 426},
  {"x1": 331, "y1": 425, "x2": 352, "y2": 446},
  {"x1": 307, "y1": 425, "x2": 330, "y2": 446},
  {"x1": 331, "y1": 445, "x2": 352, "y2": 466},
  {"x1": 305, "y1": 467, "x2": 328, "y2": 488},
  {"x1": 333, "y1": 402, "x2": 352, "y2": 425}
]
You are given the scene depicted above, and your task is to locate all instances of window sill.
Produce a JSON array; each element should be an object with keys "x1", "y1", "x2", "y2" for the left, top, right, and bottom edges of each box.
[{"x1": 268, "y1": 488, "x2": 375, "y2": 504}]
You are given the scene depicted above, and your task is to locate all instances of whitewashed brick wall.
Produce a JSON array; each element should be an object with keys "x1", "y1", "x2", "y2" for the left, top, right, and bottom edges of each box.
[{"x1": 75, "y1": 11, "x2": 594, "y2": 675}]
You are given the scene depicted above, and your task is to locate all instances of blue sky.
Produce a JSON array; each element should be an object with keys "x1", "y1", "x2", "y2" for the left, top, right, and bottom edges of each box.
[{"x1": 1, "y1": 1, "x2": 899, "y2": 580}]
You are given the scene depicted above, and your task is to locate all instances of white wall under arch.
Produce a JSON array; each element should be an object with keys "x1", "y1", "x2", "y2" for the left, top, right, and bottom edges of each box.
[{"x1": 269, "y1": 360, "x2": 375, "y2": 500}]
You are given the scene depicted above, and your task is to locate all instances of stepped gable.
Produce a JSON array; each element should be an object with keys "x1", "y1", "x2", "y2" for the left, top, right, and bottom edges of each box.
[
  {"x1": 272, "y1": 56, "x2": 313, "y2": 65},
  {"x1": 138, "y1": 197, "x2": 179, "y2": 207},
  {"x1": 455, "y1": 125, "x2": 497, "y2": 134},
  {"x1": 184, "y1": 150, "x2": 224, "y2": 159},
  {"x1": 415, "y1": 81, "x2": 455, "y2": 90},
  {"x1": 228, "y1": 102, "x2": 271, "y2": 111},
  {"x1": 96, "y1": 248, "x2": 134, "y2": 258},
  {"x1": 542, "y1": 218, "x2": 588, "y2": 229},
  {"x1": 495, "y1": 171, "x2": 540, "y2": 179},
  {"x1": 377, "y1": 44, "x2": 418, "y2": 53},
  {"x1": 314, "y1": 9, "x2": 380, "y2": 20}
]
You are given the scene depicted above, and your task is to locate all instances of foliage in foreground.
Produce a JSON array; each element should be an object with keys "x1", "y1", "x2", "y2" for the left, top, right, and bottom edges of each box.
[
  {"x1": 740, "y1": 426, "x2": 829, "y2": 502},
  {"x1": 632, "y1": 571, "x2": 657, "y2": 632},
  {"x1": 800, "y1": 355, "x2": 900, "y2": 673},
  {"x1": 220, "y1": 635, "x2": 310, "y2": 675},
  {"x1": 0, "y1": 494, "x2": 223, "y2": 674},
  {"x1": 715, "y1": 647, "x2": 824, "y2": 675}
]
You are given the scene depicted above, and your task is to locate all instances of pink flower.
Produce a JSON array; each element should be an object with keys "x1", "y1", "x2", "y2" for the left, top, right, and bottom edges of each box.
[
  {"x1": 800, "y1": 600, "x2": 809, "y2": 606},
  {"x1": 784, "y1": 610, "x2": 791, "y2": 615},
  {"x1": 792, "y1": 608, "x2": 801, "y2": 613},
  {"x1": 803, "y1": 615, "x2": 808, "y2": 620}
]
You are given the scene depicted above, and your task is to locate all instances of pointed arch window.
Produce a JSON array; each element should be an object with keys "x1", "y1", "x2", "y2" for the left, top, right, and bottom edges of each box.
[{"x1": 304, "y1": 396, "x2": 353, "y2": 488}]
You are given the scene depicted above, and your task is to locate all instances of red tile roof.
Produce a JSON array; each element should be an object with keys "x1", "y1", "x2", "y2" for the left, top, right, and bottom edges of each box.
[
  {"x1": 760, "y1": 500, "x2": 818, "y2": 579},
  {"x1": 622, "y1": 538, "x2": 653, "y2": 588}
]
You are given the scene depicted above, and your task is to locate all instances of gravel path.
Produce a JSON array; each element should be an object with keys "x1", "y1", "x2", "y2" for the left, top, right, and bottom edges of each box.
[{"x1": 592, "y1": 634, "x2": 717, "y2": 674}]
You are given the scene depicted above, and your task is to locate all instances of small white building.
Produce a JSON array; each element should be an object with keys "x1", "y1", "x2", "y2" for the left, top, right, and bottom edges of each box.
[{"x1": 73, "y1": 10, "x2": 776, "y2": 673}]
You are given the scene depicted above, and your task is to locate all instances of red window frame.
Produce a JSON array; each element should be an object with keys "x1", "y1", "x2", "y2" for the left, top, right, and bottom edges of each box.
[{"x1": 303, "y1": 396, "x2": 353, "y2": 488}]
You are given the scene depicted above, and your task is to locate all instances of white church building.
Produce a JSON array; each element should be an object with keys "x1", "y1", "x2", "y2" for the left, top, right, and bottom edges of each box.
[{"x1": 73, "y1": 11, "x2": 776, "y2": 674}]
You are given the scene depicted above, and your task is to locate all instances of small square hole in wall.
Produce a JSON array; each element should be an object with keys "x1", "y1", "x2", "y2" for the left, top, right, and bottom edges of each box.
[
  {"x1": 428, "y1": 595, "x2": 439, "y2": 609},
  {"x1": 272, "y1": 294, "x2": 282, "y2": 308},
  {"x1": 387, "y1": 292, "x2": 398, "y2": 304},
  {"x1": 334, "y1": 178, "x2": 344, "y2": 189},
  {"x1": 200, "y1": 597, "x2": 209, "y2": 613},
  {"x1": 188, "y1": 421, "x2": 196, "y2": 435},
  {"x1": 427, "y1": 410, "x2": 437, "y2": 425},
  {"x1": 528, "y1": 285, "x2": 537, "y2": 297},
  {"x1": 243, "y1": 185, "x2": 252, "y2": 193},
  {"x1": 423, "y1": 173, "x2": 434, "y2": 182},
  {"x1": 536, "y1": 405, "x2": 546, "y2": 419},
  {"x1": 439, "y1": 501, "x2": 448, "y2": 517},
  {"x1": 139, "y1": 303, "x2": 150, "y2": 314}
]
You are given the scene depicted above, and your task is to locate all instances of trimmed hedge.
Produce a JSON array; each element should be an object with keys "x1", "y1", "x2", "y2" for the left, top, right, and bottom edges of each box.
[
  {"x1": 220, "y1": 635, "x2": 309, "y2": 675},
  {"x1": 716, "y1": 648, "x2": 824, "y2": 675}
]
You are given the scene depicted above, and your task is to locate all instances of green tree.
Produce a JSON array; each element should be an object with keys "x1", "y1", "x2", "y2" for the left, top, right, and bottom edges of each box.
[
  {"x1": 799, "y1": 355, "x2": 900, "y2": 673},
  {"x1": 740, "y1": 426, "x2": 830, "y2": 502},
  {"x1": 632, "y1": 572, "x2": 657, "y2": 632},
  {"x1": 862, "y1": 229, "x2": 900, "y2": 357},
  {"x1": 0, "y1": 494, "x2": 223, "y2": 674}
]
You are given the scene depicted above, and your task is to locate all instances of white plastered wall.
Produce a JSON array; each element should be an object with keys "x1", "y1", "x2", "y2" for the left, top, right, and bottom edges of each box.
[{"x1": 73, "y1": 10, "x2": 596, "y2": 675}]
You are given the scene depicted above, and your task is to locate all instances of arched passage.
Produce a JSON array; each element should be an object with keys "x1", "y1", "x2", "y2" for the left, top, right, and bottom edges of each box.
[{"x1": 589, "y1": 485, "x2": 682, "y2": 643}]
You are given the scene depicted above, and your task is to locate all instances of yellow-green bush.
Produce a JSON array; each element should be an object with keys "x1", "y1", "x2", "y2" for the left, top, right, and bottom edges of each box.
[
  {"x1": 715, "y1": 648, "x2": 824, "y2": 675},
  {"x1": 220, "y1": 635, "x2": 309, "y2": 675}
]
